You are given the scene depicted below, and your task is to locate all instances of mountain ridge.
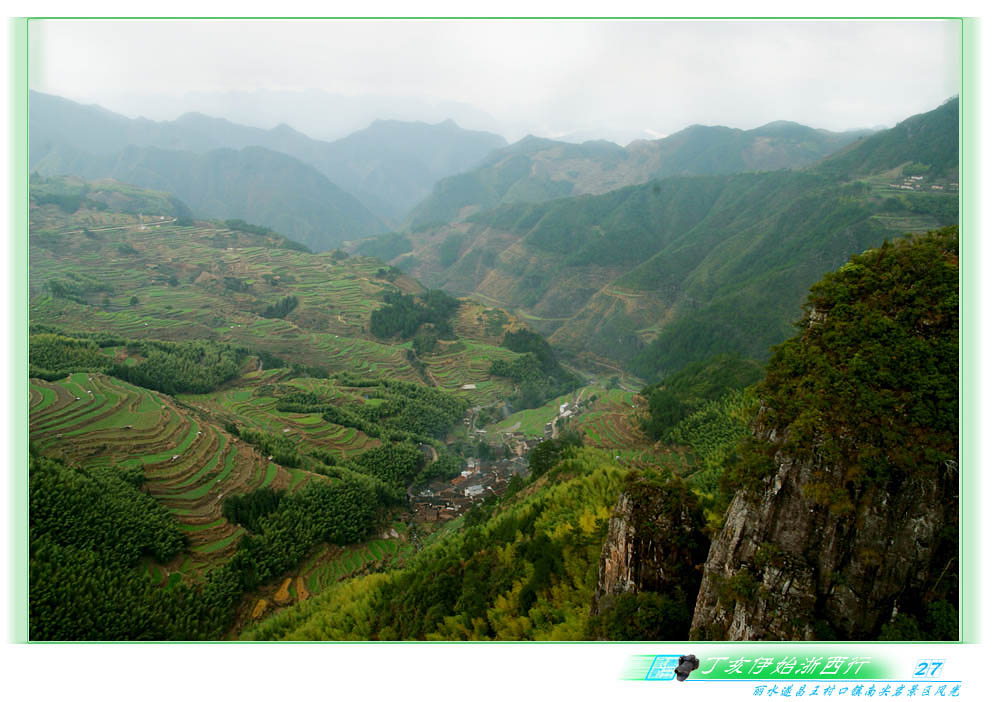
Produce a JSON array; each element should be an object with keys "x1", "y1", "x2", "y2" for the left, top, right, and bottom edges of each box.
[
  {"x1": 393, "y1": 99, "x2": 958, "y2": 377},
  {"x1": 29, "y1": 90, "x2": 508, "y2": 224}
]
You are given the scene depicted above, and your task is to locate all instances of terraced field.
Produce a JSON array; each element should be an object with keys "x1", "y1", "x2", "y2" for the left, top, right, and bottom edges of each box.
[
  {"x1": 29, "y1": 208, "x2": 597, "y2": 635},
  {"x1": 421, "y1": 340, "x2": 519, "y2": 403},
  {"x1": 29, "y1": 372, "x2": 302, "y2": 583},
  {"x1": 181, "y1": 371, "x2": 382, "y2": 460},
  {"x1": 297, "y1": 525, "x2": 414, "y2": 595},
  {"x1": 30, "y1": 220, "x2": 426, "y2": 375},
  {"x1": 235, "y1": 522, "x2": 417, "y2": 630},
  {"x1": 567, "y1": 389, "x2": 636, "y2": 441},
  {"x1": 488, "y1": 388, "x2": 587, "y2": 437}
]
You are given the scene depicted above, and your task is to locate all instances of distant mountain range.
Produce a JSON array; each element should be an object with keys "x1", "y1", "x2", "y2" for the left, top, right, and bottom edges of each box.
[
  {"x1": 391, "y1": 98, "x2": 958, "y2": 377},
  {"x1": 30, "y1": 140, "x2": 384, "y2": 253},
  {"x1": 29, "y1": 90, "x2": 507, "y2": 239},
  {"x1": 405, "y1": 120, "x2": 875, "y2": 230}
]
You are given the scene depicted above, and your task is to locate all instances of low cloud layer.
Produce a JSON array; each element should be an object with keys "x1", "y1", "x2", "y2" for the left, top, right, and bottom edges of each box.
[{"x1": 29, "y1": 19, "x2": 961, "y2": 143}]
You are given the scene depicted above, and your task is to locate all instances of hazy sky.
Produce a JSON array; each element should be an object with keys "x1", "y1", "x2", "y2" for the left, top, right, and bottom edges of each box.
[{"x1": 28, "y1": 19, "x2": 961, "y2": 143}]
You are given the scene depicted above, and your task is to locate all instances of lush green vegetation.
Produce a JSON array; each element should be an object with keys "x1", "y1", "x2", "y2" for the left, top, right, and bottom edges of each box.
[
  {"x1": 667, "y1": 389, "x2": 759, "y2": 497},
  {"x1": 276, "y1": 376, "x2": 469, "y2": 443},
  {"x1": 369, "y1": 289, "x2": 460, "y2": 339},
  {"x1": 29, "y1": 333, "x2": 112, "y2": 379},
  {"x1": 30, "y1": 174, "x2": 193, "y2": 220},
  {"x1": 30, "y1": 453, "x2": 191, "y2": 640},
  {"x1": 815, "y1": 97, "x2": 958, "y2": 179},
  {"x1": 220, "y1": 476, "x2": 380, "y2": 589},
  {"x1": 723, "y1": 227, "x2": 958, "y2": 500},
  {"x1": 243, "y1": 446, "x2": 628, "y2": 640},
  {"x1": 641, "y1": 354, "x2": 763, "y2": 440},
  {"x1": 29, "y1": 330, "x2": 249, "y2": 393},
  {"x1": 489, "y1": 329, "x2": 582, "y2": 409},
  {"x1": 261, "y1": 295, "x2": 299, "y2": 319}
]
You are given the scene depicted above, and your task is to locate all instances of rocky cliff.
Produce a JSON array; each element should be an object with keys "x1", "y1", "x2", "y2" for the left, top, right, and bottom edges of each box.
[
  {"x1": 689, "y1": 422, "x2": 958, "y2": 640},
  {"x1": 689, "y1": 227, "x2": 959, "y2": 640},
  {"x1": 589, "y1": 474, "x2": 709, "y2": 639},
  {"x1": 592, "y1": 227, "x2": 959, "y2": 641}
]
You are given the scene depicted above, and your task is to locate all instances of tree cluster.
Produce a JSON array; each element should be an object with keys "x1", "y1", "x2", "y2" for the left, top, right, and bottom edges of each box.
[
  {"x1": 369, "y1": 290, "x2": 460, "y2": 339},
  {"x1": 261, "y1": 295, "x2": 299, "y2": 319},
  {"x1": 109, "y1": 340, "x2": 247, "y2": 395}
]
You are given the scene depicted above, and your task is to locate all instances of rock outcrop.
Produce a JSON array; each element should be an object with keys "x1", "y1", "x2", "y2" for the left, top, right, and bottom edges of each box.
[
  {"x1": 591, "y1": 475, "x2": 709, "y2": 626},
  {"x1": 690, "y1": 228, "x2": 959, "y2": 640},
  {"x1": 596, "y1": 228, "x2": 959, "y2": 641},
  {"x1": 689, "y1": 426, "x2": 957, "y2": 640}
]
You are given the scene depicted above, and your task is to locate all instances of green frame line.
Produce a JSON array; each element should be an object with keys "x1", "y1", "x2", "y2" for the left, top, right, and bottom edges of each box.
[
  {"x1": 13, "y1": 16, "x2": 974, "y2": 645},
  {"x1": 10, "y1": 17, "x2": 28, "y2": 644}
]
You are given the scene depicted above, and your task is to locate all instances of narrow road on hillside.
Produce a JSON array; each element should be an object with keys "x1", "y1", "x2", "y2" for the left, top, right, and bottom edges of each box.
[{"x1": 57, "y1": 216, "x2": 178, "y2": 236}]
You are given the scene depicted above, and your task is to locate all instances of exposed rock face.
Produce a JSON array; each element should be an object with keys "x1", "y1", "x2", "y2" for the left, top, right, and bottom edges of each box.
[
  {"x1": 690, "y1": 229, "x2": 959, "y2": 640},
  {"x1": 690, "y1": 428, "x2": 958, "y2": 640},
  {"x1": 591, "y1": 476, "x2": 709, "y2": 618}
]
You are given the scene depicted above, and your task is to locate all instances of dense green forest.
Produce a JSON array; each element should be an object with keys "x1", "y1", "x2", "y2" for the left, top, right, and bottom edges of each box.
[
  {"x1": 29, "y1": 331, "x2": 249, "y2": 394},
  {"x1": 723, "y1": 227, "x2": 959, "y2": 504},
  {"x1": 369, "y1": 289, "x2": 460, "y2": 339},
  {"x1": 641, "y1": 354, "x2": 763, "y2": 441},
  {"x1": 275, "y1": 376, "x2": 468, "y2": 443},
  {"x1": 489, "y1": 329, "x2": 582, "y2": 409},
  {"x1": 30, "y1": 453, "x2": 196, "y2": 640}
]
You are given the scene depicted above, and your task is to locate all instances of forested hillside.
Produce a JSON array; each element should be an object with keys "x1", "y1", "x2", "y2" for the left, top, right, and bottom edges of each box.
[
  {"x1": 238, "y1": 227, "x2": 958, "y2": 641},
  {"x1": 406, "y1": 120, "x2": 871, "y2": 229},
  {"x1": 28, "y1": 183, "x2": 572, "y2": 639},
  {"x1": 395, "y1": 99, "x2": 958, "y2": 377}
]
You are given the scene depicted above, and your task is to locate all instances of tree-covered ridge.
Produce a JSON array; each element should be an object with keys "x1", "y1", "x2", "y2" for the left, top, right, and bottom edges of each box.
[
  {"x1": 405, "y1": 119, "x2": 871, "y2": 230},
  {"x1": 242, "y1": 446, "x2": 629, "y2": 640},
  {"x1": 814, "y1": 96, "x2": 958, "y2": 179},
  {"x1": 725, "y1": 226, "x2": 958, "y2": 502},
  {"x1": 30, "y1": 173, "x2": 194, "y2": 220},
  {"x1": 275, "y1": 375, "x2": 469, "y2": 444},
  {"x1": 29, "y1": 331, "x2": 249, "y2": 394}
]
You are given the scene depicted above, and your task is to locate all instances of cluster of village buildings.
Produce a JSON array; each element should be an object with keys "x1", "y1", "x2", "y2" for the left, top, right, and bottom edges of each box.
[
  {"x1": 411, "y1": 395, "x2": 591, "y2": 523},
  {"x1": 888, "y1": 174, "x2": 958, "y2": 192},
  {"x1": 411, "y1": 452, "x2": 533, "y2": 522}
]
